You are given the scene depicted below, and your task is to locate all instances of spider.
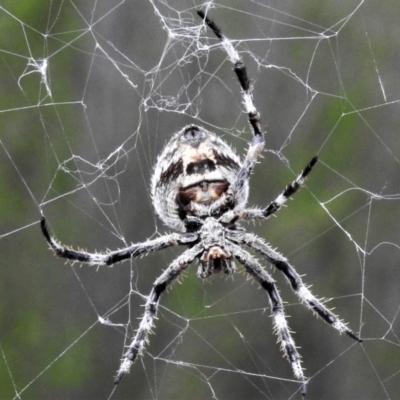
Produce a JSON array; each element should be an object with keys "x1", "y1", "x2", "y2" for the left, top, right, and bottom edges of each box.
[{"x1": 40, "y1": 10, "x2": 362, "y2": 396}]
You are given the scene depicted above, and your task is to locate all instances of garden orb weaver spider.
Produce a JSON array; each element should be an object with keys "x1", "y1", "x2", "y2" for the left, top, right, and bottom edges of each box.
[{"x1": 40, "y1": 10, "x2": 362, "y2": 396}]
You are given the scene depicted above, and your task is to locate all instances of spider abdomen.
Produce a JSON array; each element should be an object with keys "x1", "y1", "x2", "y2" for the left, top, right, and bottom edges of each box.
[{"x1": 151, "y1": 125, "x2": 247, "y2": 231}]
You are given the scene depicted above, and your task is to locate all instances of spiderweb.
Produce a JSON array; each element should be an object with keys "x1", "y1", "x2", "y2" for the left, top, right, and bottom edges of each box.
[{"x1": 1, "y1": 1, "x2": 399, "y2": 399}]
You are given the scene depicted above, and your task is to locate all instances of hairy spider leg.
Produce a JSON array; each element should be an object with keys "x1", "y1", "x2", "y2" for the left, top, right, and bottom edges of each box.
[
  {"x1": 40, "y1": 215, "x2": 197, "y2": 266},
  {"x1": 197, "y1": 10, "x2": 265, "y2": 213},
  {"x1": 260, "y1": 156, "x2": 318, "y2": 219},
  {"x1": 227, "y1": 241, "x2": 307, "y2": 396},
  {"x1": 221, "y1": 156, "x2": 318, "y2": 224},
  {"x1": 114, "y1": 243, "x2": 203, "y2": 383},
  {"x1": 228, "y1": 231, "x2": 362, "y2": 343},
  {"x1": 197, "y1": 11, "x2": 261, "y2": 136}
]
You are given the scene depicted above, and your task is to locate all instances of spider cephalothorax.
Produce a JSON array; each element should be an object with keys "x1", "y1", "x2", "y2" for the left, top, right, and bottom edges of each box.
[{"x1": 40, "y1": 11, "x2": 361, "y2": 396}]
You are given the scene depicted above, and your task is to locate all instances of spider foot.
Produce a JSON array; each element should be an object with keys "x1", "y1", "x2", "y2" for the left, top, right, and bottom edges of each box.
[
  {"x1": 347, "y1": 330, "x2": 363, "y2": 342},
  {"x1": 114, "y1": 372, "x2": 124, "y2": 384},
  {"x1": 114, "y1": 350, "x2": 137, "y2": 384},
  {"x1": 114, "y1": 365, "x2": 128, "y2": 384},
  {"x1": 332, "y1": 320, "x2": 362, "y2": 342},
  {"x1": 40, "y1": 215, "x2": 51, "y2": 244},
  {"x1": 301, "y1": 381, "x2": 307, "y2": 397}
]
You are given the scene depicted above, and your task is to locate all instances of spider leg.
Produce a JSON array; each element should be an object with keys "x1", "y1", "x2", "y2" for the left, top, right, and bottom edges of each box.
[
  {"x1": 114, "y1": 242, "x2": 204, "y2": 384},
  {"x1": 41, "y1": 215, "x2": 198, "y2": 266},
  {"x1": 259, "y1": 156, "x2": 318, "y2": 219},
  {"x1": 226, "y1": 241, "x2": 307, "y2": 396},
  {"x1": 246, "y1": 156, "x2": 317, "y2": 220},
  {"x1": 198, "y1": 10, "x2": 265, "y2": 211},
  {"x1": 228, "y1": 231, "x2": 362, "y2": 342},
  {"x1": 220, "y1": 156, "x2": 318, "y2": 224},
  {"x1": 197, "y1": 10, "x2": 262, "y2": 139}
]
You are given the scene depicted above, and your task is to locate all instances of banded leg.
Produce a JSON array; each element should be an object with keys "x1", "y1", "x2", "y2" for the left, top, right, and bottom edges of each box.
[
  {"x1": 227, "y1": 241, "x2": 307, "y2": 395},
  {"x1": 197, "y1": 10, "x2": 262, "y2": 138},
  {"x1": 198, "y1": 10, "x2": 265, "y2": 209},
  {"x1": 228, "y1": 231, "x2": 362, "y2": 342},
  {"x1": 41, "y1": 215, "x2": 198, "y2": 266},
  {"x1": 253, "y1": 156, "x2": 317, "y2": 219},
  {"x1": 114, "y1": 243, "x2": 203, "y2": 384},
  {"x1": 220, "y1": 156, "x2": 318, "y2": 225}
]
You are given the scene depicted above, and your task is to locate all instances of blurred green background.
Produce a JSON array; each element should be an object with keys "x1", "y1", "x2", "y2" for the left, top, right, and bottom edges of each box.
[{"x1": 0, "y1": 1, "x2": 399, "y2": 399}]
